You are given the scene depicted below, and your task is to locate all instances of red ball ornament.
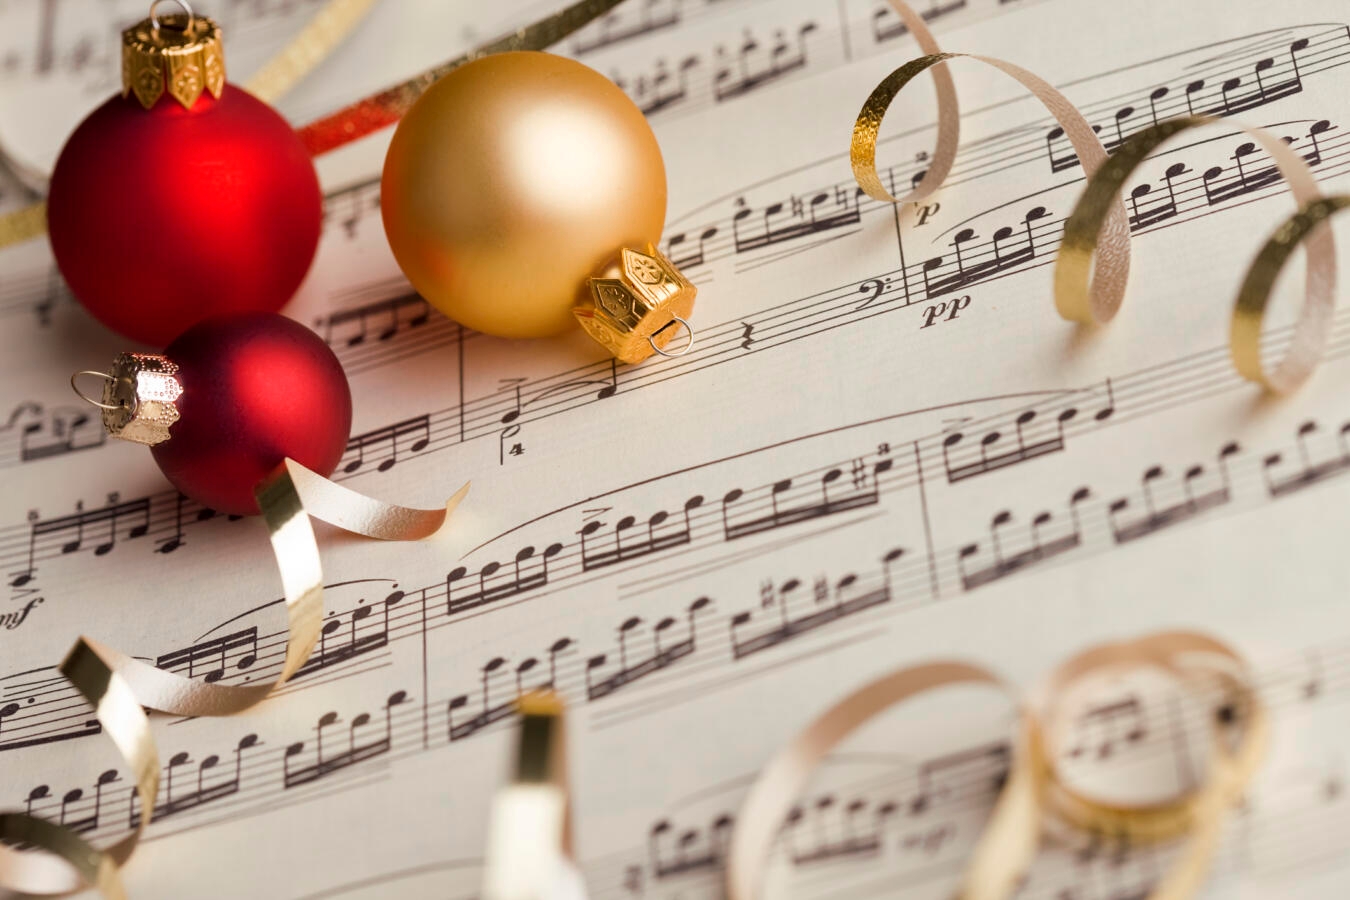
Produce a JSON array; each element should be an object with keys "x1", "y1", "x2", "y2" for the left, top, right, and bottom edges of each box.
[
  {"x1": 46, "y1": 10, "x2": 321, "y2": 348},
  {"x1": 87, "y1": 313, "x2": 351, "y2": 516}
]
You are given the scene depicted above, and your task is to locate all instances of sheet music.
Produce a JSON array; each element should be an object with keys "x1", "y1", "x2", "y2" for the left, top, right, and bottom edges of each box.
[{"x1": 3, "y1": 0, "x2": 1350, "y2": 897}]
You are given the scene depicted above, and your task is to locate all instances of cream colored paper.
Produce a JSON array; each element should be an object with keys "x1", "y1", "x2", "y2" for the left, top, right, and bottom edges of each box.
[{"x1": 3, "y1": 1, "x2": 1350, "y2": 898}]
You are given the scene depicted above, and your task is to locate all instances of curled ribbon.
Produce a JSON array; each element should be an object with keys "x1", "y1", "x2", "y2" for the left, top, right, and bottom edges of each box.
[
  {"x1": 726, "y1": 630, "x2": 1266, "y2": 900},
  {"x1": 1056, "y1": 116, "x2": 1333, "y2": 392},
  {"x1": 0, "y1": 459, "x2": 465, "y2": 899},
  {"x1": 853, "y1": 0, "x2": 1340, "y2": 391},
  {"x1": 0, "y1": 0, "x2": 625, "y2": 250},
  {"x1": 851, "y1": 1, "x2": 1132, "y2": 324}
]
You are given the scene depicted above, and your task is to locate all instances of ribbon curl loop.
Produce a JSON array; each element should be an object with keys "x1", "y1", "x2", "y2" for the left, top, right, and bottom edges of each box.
[
  {"x1": 852, "y1": 0, "x2": 1132, "y2": 324},
  {"x1": 1055, "y1": 116, "x2": 1333, "y2": 392},
  {"x1": 726, "y1": 630, "x2": 1265, "y2": 900},
  {"x1": 0, "y1": 459, "x2": 464, "y2": 898},
  {"x1": 1231, "y1": 194, "x2": 1350, "y2": 391}
]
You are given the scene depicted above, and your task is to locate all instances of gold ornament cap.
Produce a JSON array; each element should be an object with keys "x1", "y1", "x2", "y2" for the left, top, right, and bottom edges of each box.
[
  {"x1": 575, "y1": 246, "x2": 697, "y2": 365},
  {"x1": 121, "y1": 2, "x2": 225, "y2": 110},
  {"x1": 93, "y1": 353, "x2": 183, "y2": 446}
]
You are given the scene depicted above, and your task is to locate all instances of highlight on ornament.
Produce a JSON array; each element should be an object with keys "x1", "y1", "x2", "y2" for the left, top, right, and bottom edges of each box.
[
  {"x1": 852, "y1": 0, "x2": 1343, "y2": 393},
  {"x1": 46, "y1": 0, "x2": 325, "y2": 347},
  {"x1": 1, "y1": 0, "x2": 695, "y2": 366}
]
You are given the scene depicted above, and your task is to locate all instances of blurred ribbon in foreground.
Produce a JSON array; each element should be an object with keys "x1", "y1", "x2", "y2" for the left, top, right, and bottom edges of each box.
[
  {"x1": 0, "y1": 459, "x2": 465, "y2": 899},
  {"x1": 727, "y1": 630, "x2": 1266, "y2": 900},
  {"x1": 851, "y1": 0, "x2": 1340, "y2": 392}
]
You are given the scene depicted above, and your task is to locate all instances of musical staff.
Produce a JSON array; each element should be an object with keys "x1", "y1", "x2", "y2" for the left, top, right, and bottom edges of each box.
[
  {"x1": 1107, "y1": 443, "x2": 1238, "y2": 544},
  {"x1": 956, "y1": 489, "x2": 1090, "y2": 591},
  {"x1": 284, "y1": 693, "x2": 407, "y2": 789},
  {"x1": 729, "y1": 549, "x2": 904, "y2": 660},
  {"x1": 585, "y1": 598, "x2": 710, "y2": 701}
]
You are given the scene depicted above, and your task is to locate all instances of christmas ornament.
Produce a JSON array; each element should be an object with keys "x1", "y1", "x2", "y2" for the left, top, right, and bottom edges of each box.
[
  {"x1": 0, "y1": 0, "x2": 627, "y2": 253},
  {"x1": 0, "y1": 458, "x2": 463, "y2": 900},
  {"x1": 46, "y1": 1, "x2": 323, "y2": 347},
  {"x1": 381, "y1": 51, "x2": 697, "y2": 364},
  {"x1": 74, "y1": 312, "x2": 351, "y2": 516}
]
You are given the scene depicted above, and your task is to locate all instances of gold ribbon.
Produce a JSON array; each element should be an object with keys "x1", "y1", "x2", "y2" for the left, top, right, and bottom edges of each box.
[
  {"x1": 851, "y1": 1, "x2": 1132, "y2": 324},
  {"x1": 295, "y1": 0, "x2": 624, "y2": 156},
  {"x1": 853, "y1": 0, "x2": 1341, "y2": 392},
  {"x1": 1055, "y1": 116, "x2": 1332, "y2": 391},
  {"x1": 481, "y1": 693, "x2": 576, "y2": 900},
  {"x1": 243, "y1": 0, "x2": 380, "y2": 105},
  {"x1": 1234, "y1": 194, "x2": 1350, "y2": 390},
  {"x1": 0, "y1": 459, "x2": 465, "y2": 899},
  {"x1": 0, "y1": 0, "x2": 624, "y2": 251},
  {"x1": 0, "y1": 199, "x2": 47, "y2": 248},
  {"x1": 726, "y1": 631, "x2": 1265, "y2": 900}
]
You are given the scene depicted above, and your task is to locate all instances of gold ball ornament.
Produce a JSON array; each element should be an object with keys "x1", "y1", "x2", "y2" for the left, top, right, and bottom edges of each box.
[{"x1": 381, "y1": 51, "x2": 696, "y2": 362}]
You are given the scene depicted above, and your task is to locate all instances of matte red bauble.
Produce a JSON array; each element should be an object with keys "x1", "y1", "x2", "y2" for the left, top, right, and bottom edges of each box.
[
  {"x1": 152, "y1": 313, "x2": 351, "y2": 515},
  {"x1": 46, "y1": 11, "x2": 322, "y2": 347},
  {"x1": 87, "y1": 313, "x2": 351, "y2": 516}
]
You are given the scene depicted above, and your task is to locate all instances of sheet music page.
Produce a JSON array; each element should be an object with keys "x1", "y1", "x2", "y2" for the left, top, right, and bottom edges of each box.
[{"x1": 2, "y1": 0, "x2": 1350, "y2": 897}]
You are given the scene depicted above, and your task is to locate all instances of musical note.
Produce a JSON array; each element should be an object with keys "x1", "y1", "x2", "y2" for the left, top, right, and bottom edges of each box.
[
  {"x1": 666, "y1": 225, "x2": 718, "y2": 269},
  {"x1": 1262, "y1": 420, "x2": 1350, "y2": 497},
  {"x1": 156, "y1": 627, "x2": 260, "y2": 684},
  {"x1": 157, "y1": 493, "x2": 187, "y2": 554},
  {"x1": 631, "y1": 54, "x2": 699, "y2": 115},
  {"x1": 1049, "y1": 38, "x2": 1310, "y2": 174},
  {"x1": 446, "y1": 543, "x2": 564, "y2": 614},
  {"x1": 871, "y1": 0, "x2": 968, "y2": 43},
  {"x1": 910, "y1": 742, "x2": 1011, "y2": 814},
  {"x1": 447, "y1": 656, "x2": 536, "y2": 742},
  {"x1": 729, "y1": 549, "x2": 903, "y2": 660},
  {"x1": 649, "y1": 813, "x2": 734, "y2": 878},
  {"x1": 0, "y1": 700, "x2": 100, "y2": 752},
  {"x1": 731, "y1": 184, "x2": 862, "y2": 253},
  {"x1": 957, "y1": 488, "x2": 1090, "y2": 591},
  {"x1": 17, "y1": 407, "x2": 104, "y2": 462},
  {"x1": 1127, "y1": 162, "x2": 1189, "y2": 230},
  {"x1": 131, "y1": 734, "x2": 257, "y2": 826},
  {"x1": 1107, "y1": 443, "x2": 1238, "y2": 544},
  {"x1": 284, "y1": 693, "x2": 407, "y2": 788},
  {"x1": 572, "y1": 0, "x2": 681, "y2": 55},
  {"x1": 1065, "y1": 696, "x2": 1147, "y2": 759},
  {"x1": 9, "y1": 495, "x2": 152, "y2": 587},
  {"x1": 788, "y1": 793, "x2": 888, "y2": 865},
  {"x1": 580, "y1": 496, "x2": 703, "y2": 571},
  {"x1": 941, "y1": 383, "x2": 1112, "y2": 483},
  {"x1": 341, "y1": 415, "x2": 431, "y2": 475},
  {"x1": 318, "y1": 293, "x2": 430, "y2": 347},
  {"x1": 923, "y1": 207, "x2": 1046, "y2": 297},
  {"x1": 712, "y1": 22, "x2": 818, "y2": 103},
  {"x1": 722, "y1": 458, "x2": 891, "y2": 541},
  {"x1": 293, "y1": 591, "x2": 403, "y2": 680},
  {"x1": 585, "y1": 598, "x2": 711, "y2": 701}
]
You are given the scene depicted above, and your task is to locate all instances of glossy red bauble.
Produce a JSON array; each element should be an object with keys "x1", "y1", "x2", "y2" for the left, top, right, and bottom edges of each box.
[
  {"x1": 47, "y1": 85, "x2": 322, "y2": 347},
  {"x1": 152, "y1": 313, "x2": 351, "y2": 516}
]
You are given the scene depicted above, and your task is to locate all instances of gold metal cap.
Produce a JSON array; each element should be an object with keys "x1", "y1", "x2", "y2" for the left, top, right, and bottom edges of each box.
[
  {"x1": 121, "y1": 2, "x2": 225, "y2": 110},
  {"x1": 99, "y1": 353, "x2": 183, "y2": 446},
  {"x1": 574, "y1": 245, "x2": 697, "y2": 365}
]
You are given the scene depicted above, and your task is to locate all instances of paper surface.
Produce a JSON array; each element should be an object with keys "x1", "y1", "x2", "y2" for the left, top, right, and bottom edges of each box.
[{"x1": 2, "y1": 0, "x2": 1350, "y2": 897}]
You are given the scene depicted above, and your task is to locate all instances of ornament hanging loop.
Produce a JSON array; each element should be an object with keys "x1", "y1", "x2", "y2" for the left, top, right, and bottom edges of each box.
[
  {"x1": 149, "y1": 0, "x2": 195, "y2": 32},
  {"x1": 648, "y1": 315, "x2": 695, "y2": 359},
  {"x1": 69, "y1": 371, "x2": 126, "y2": 412}
]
